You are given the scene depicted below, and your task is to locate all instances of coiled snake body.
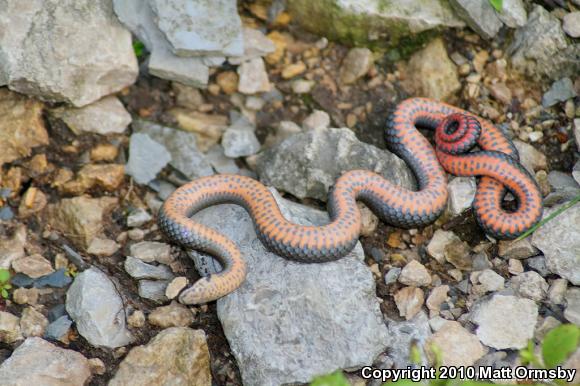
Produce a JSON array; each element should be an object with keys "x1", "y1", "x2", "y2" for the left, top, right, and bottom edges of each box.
[{"x1": 158, "y1": 98, "x2": 543, "y2": 304}]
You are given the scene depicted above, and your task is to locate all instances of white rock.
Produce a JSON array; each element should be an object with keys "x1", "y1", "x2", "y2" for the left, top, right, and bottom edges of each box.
[
  {"x1": 399, "y1": 260, "x2": 432, "y2": 287},
  {"x1": 229, "y1": 27, "x2": 276, "y2": 65},
  {"x1": 511, "y1": 271, "x2": 548, "y2": 301},
  {"x1": 125, "y1": 133, "x2": 172, "y2": 185},
  {"x1": 447, "y1": 177, "x2": 476, "y2": 216},
  {"x1": 426, "y1": 230, "x2": 460, "y2": 264},
  {"x1": 471, "y1": 295, "x2": 538, "y2": 349},
  {"x1": 564, "y1": 287, "x2": 580, "y2": 325},
  {"x1": 426, "y1": 285, "x2": 449, "y2": 315},
  {"x1": 237, "y1": 58, "x2": 271, "y2": 94},
  {"x1": 302, "y1": 110, "x2": 331, "y2": 131},
  {"x1": 52, "y1": 96, "x2": 131, "y2": 135},
  {"x1": 127, "y1": 208, "x2": 153, "y2": 228},
  {"x1": 130, "y1": 241, "x2": 172, "y2": 264},
  {"x1": 563, "y1": 12, "x2": 580, "y2": 38},
  {"x1": 426, "y1": 321, "x2": 486, "y2": 366},
  {"x1": 548, "y1": 278, "x2": 567, "y2": 305},
  {"x1": 395, "y1": 287, "x2": 425, "y2": 320},
  {"x1": 473, "y1": 269, "x2": 505, "y2": 293}
]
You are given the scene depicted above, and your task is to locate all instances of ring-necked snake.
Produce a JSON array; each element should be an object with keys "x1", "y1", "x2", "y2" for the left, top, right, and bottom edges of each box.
[{"x1": 158, "y1": 98, "x2": 543, "y2": 304}]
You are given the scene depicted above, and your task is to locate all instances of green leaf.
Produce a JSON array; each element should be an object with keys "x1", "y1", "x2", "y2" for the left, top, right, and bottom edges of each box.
[
  {"x1": 133, "y1": 41, "x2": 145, "y2": 58},
  {"x1": 310, "y1": 371, "x2": 350, "y2": 386},
  {"x1": 1, "y1": 288, "x2": 8, "y2": 299},
  {"x1": 519, "y1": 340, "x2": 537, "y2": 366},
  {"x1": 0, "y1": 269, "x2": 10, "y2": 284},
  {"x1": 542, "y1": 324, "x2": 580, "y2": 368},
  {"x1": 489, "y1": 0, "x2": 503, "y2": 12}
]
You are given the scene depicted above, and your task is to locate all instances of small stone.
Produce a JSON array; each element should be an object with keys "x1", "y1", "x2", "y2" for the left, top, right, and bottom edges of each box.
[
  {"x1": 18, "y1": 187, "x2": 47, "y2": 218},
  {"x1": 450, "y1": 0, "x2": 502, "y2": 39},
  {"x1": 426, "y1": 321, "x2": 486, "y2": 366},
  {"x1": 45, "y1": 315, "x2": 73, "y2": 343},
  {"x1": 563, "y1": 12, "x2": 580, "y2": 38},
  {"x1": 449, "y1": 269, "x2": 463, "y2": 282},
  {"x1": 394, "y1": 286, "x2": 424, "y2": 320},
  {"x1": 166, "y1": 277, "x2": 187, "y2": 300},
  {"x1": 216, "y1": 71, "x2": 239, "y2": 95},
  {"x1": 88, "y1": 358, "x2": 107, "y2": 376},
  {"x1": 281, "y1": 62, "x2": 307, "y2": 79},
  {"x1": 0, "y1": 311, "x2": 22, "y2": 343},
  {"x1": 138, "y1": 280, "x2": 169, "y2": 303},
  {"x1": 542, "y1": 78, "x2": 577, "y2": 107},
  {"x1": 548, "y1": 278, "x2": 567, "y2": 305},
  {"x1": 489, "y1": 82, "x2": 512, "y2": 104},
  {"x1": 495, "y1": 0, "x2": 527, "y2": 28},
  {"x1": 12, "y1": 288, "x2": 39, "y2": 305},
  {"x1": 19, "y1": 307, "x2": 48, "y2": 338},
  {"x1": 426, "y1": 285, "x2": 449, "y2": 315},
  {"x1": 302, "y1": 110, "x2": 330, "y2": 131},
  {"x1": 508, "y1": 259, "x2": 524, "y2": 275},
  {"x1": 291, "y1": 79, "x2": 314, "y2": 94},
  {"x1": 130, "y1": 241, "x2": 172, "y2": 264},
  {"x1": 358, "y1": 203, "x2": 379, "y2": 237},
  {"x1": 109, "y1": 328, "x2": 211, "y2": 386},
  {"x1": 229, "y1": 27, "x2": 276, "y2": 65},
  {"x1": 444, "y1": 240, "x2": 472, "y2": 270},
  {"x1": 72, "y1": 164, "x2": 125, "y2": 193},
  {"x1": 127, "y1": 208, "x2": 153, "y2": 228},
  {"x1": 87, "y1": 238, "x2": 120, "y2": 257},
  {"x1": 339, "y1": 48, "x2": 373, "y2": 85},
  {"x1": 473, "y1": 269, "x2": 505, "y2": 293},
  {"x1": 498, "y1": 238, "x2": 539, "y2": 259},
  {"x1": 399, "y1": 260, "x2": 432, "y2": 287},
  {"x1": 471, "y1": 295, "x2": 538, "y2": 349},
  {"x1": 172, "y1": 83, "x2": 204, "y2": 110},
  {"x1": 52, "y1": 96, "x2": 131, "y2": 135},
  {"x1": 447, "y1": 177, "x2": 476, "y2": 216},
  {"x1": 12, "y1": 254, "x2": 54, "y2": 279},
  {"x1": 125, "y1": 256, "x2": 174, "y2": 281},
  {"x1": 426, "y1": 230, "x2": 460, "y2": 264},
  {"x1": 205, "y1": 144, "x2": 239, "y2": 174},
  {"x1": 222, "y1": 115, "x2": 260, "y2": 158},
  {"x1": 237, "y1": 58, "x2": 271, "y2": 94},
  {"x1": 384, "y1": 267, "x2": 401, "y2": 285},
  {"x1": 125, "y1": 133, "x2": 171, "y2": 185},
  {"x1": 564, "y1": 288, "x2": 580, "y2": 325},
  {"x1": 512, "y1": 270, "x2": 548, "y2": 302},
  {"x1": 0, "y1": 225, "x2": 26, "y2": 269},
  {"x1": 34, "y1": 269, "x2": 73, "y2": 289},
  {"x1": 128, "y1": 310, "x2": 146, "y2": 328},
  {"x1": 148, "y1": 301, "x2": 194, "y2": 328}
]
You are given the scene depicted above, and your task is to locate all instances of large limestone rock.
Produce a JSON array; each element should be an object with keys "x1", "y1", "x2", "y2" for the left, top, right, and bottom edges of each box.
[{"x1": 0, "y1": 0, "x2": 138, "y2": 107}]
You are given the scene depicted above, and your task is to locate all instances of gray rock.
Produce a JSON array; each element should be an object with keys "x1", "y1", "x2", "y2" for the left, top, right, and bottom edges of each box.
[
  {"x1": 532, "y1": 203, "x2": 580, "y2": 285},
  {"x1": 447, "y1": 177, "x2": 476, "y2": 216},
  {"x1": 222, "y1": 115, "x2": 261, "y2": 158},
  {"x1": 0, "y1": 0, "x2": 137, "y2": 107},
  {"x1": 573, "y1": 160, "x2": 580, "y2": 185},
  {"x1": 471, "y1": 295, "x2": 538, "y2": 350},
  {"x1": 508, "y1": 5, "x2": 580, "y2": 81},
  {"x1": 125, "y1": 133, "x2": 172, "y2": 185},
  {"x1": 302, "y1": 110, "x2": 331, "y2": 131},
  {"x1": 564, "y1": 288, "x2": 580, "y2": 325},
  {"x1": 384, "y1": 312, "x2": 431, "y2": 368},
  {"x1": 237, "y1": 58, "x2": 271, "y2": 94},
  {"x1": 205, "y1": 145, "x2": 240, "y2": 174},
  {"x1": 0, "y1": 337, "x2": 91, "y2": 386},
  {"x1": 563, "y1": 12, "x2": 580, "y2": 38},
  {"x1": 45, "y1": 315, "x2": 73, "y2": 342},
  {"x1": 495, "y1": 0, "x2": 527, "y2": 28},
  {"x1": 384, "y1": 267, "x2": 401, "y2": 285},
  {"x1": 188, "y1": 189, "x2": 388, "y2": 386},
  {"x1": 0, "y1": 312, "x2": 22, "y2": 343},
  {"x1": 548, "y1": 278, "x2": 568, "y2": 305},
  {"x1": 286, "y1": 0, "x2": 464, "y2": 47},
  {"x1": 138, "y1": 280, "x2": 169, "y2": 303},
  {"x1": 339, "y1": 48, "x2": 374, "y2": 85},
  {"x1": 228, "y1": 27, "x2": 276, "y2": 65},
  {"x1": 426, "y1": 230, "x2": 461, "y2": 264},
  {"x1": 542, "y1": 78, "x2": 577, "y2": 107},
  {"x1": 66, "y1": 268, "x2": 133, "y2": 348},
  {"x1": 125, "y1": 256, "x2": 174, "y2": 281},
  {"x1": 130, "y1": 241, "x2": 173, "y2": 264},
  {"x1": 127, "y1": 208, "x2": 153, "y2": 228},
  {"x1": 511, "y1": 271, "x2": 548, "y2": 302},
  {"x1": 113, "y1": 0, "x2": 209, "y2": 87},
  {"x1": 513, "y1": 140, "x2": 547, "y2": 174},
  {"x1": 526, "y1": 256, "x2": 550, "y2": 277},
  {"x1": 256, "y1": 128, "x2": 414, "y2": 201},
  {"x1": 548, "y1": 170, "x2": 580, "y2": 190},
  {"x1": 450, "y1": 0, "x2": 503, "y2": 39},
  {"x1": 399, "y1": 260, "x2": 431, "y2": 287},
  {"x1": 133, "y1": 119, "x2": 213, "y2": 180},
  {"x1": 473, "y1": 269, "x2": 505, "y2": 293},
  {"x1": 149, "y1": 0, "x2": 243, "y2": 57},
  {"x1": 498, "y1": 239, "x2": 539, "y2": 259}
]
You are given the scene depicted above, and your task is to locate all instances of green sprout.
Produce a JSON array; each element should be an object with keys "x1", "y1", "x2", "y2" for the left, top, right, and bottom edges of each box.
[
  {"x1": 0, "y1": 269, "x2": 12, "y2": 299},
  {"x1": 133, "y1": 40, "x2": 146, "y2": 58},
  {"x1": 489, "y1": 0, "x2": 503, "y2": 12}
]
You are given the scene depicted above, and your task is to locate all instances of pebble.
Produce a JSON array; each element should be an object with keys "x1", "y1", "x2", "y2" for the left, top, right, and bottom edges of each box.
[
  {"x1": 497, "y1": 238, "x2": 538, "y2": 259},
  {"x1": 542, "y1": 77, "x2": 577, "y2": 107},
  {"x1": 291, "y1": 79, "x2": 314, "y2": 94},
  {"x1": 205, "y1": 144, "x2": 239, "y2": 174},
  {"x1": 426, "y1": 285, "x2": 449, "y2": 316},
  {"x1": 511, "y1": 271, "x2": 548, "y2": 301},
  {"x1": 563, "y1": 12, "x2": 580, "y2": 38},
  {"x1": 237, "y1": 58, "x2": 271, "y2": 94},
  {"x1": 127, "y1": 208, "x2": 153, "y2": 228},
  {"x1": 0, "y1": 337, "x2": 91, "y2": 385},
  {"x1": 148, "y1": 301, "x2": 194, "y2": 328},
  {"x1": 526, "y1": 256, "x2": 550, "y2": 277},
  {"x1": 496, "y1": 0, "x2": 527, "y2": 28},
  {"x1": 90, "y1": 144, "x2": 119, "y2": 162},
  {"x1": 222, "y1": 115, "x2": 260, "y2": 158},
  {"x1": 302, "y1": 110, "x2": 330, "y2": 131},
  {"x1": 339, "y1": 48, "x2": 373, "y2": 85},
  {"x1": 128, "y1": 310, "x2": 146, "y2": 328},
  {"x1": 426, "y1": 230, "x2": 459, "y2": 264},
  {"x1": 216, "y1": 71, "x2": 239, "y2": 95},
  {"x1": 384, "y1": 267, "x2": 401, "y2": 285},
  {"x1": 488, "y1": 82, "x2": 512, "y2": 104},
  {"x1": 11, "y1": 254, "x2": 54, "y2": 279},
  {"x1": 125, "y1": 133, "x2": 172, "y2": 185},
  {"x1": 168, "y1": 109, "x2": 228, "y2": 152},
  {"x1": 165, "y1": 276, "x2": 188, "y2": 299},
  {"x1": 426, "y1": 321, "x2": 485, "y2": 366},
  {"x1": 513, "y1": 140, "x2": 547, "y2": 174},
  {"x1": 88, "y1": 358, "x2": 107, "y2": 376},
  {"x1": 281, "y1": 62, "x2": 307, "y2": 79},
  {"x1": 45, "y1": 315, "x2": 73, "y2": 343},
  {"x1": 358, "y1": 203, "x2": 379, "y2": 237},
  {"x1": 394, "y1": 287, "x2": 424, "y2": 320},
  {"x1": 66, "y1": 268, "x2": 133, "y2": 348},
  {"x1": 127, "y1": 228, "x2": 145, "y2": 241},
  {"x1": 229, "y1": 27, "x2": 276, "y2": 65},
  {"x1": 472, "y1": 269, "x2": 505, "y2": 293},
  {"x1": 471, "y1": 295, "x2": 538, "y2": 349},
  {"x1": 564, "y1": 288, "x2": 580, "y2": 325},
  {"x1": 19, "y1": 307, "x2": 48, "y2": 338},
  {"x1": 34, "y1": 269, "x2": 72, "y2": 289},
  {"x1": 508, "y1": 259, "x2": 524, "y2": 275},
  {"x1": 12, "y1": 288, "x2": 39, "y2": 305},
  {"x1": 130, "y1": 241, "x2": 172, "y2": 264},
  {"x1": 399, "y1": 260, "x2": 432, "y2": 287},
  {"x1": 548, "y1": 278, "x2": 567, "y2": 305},
  {"x1": 138, "y1": 280, "x2": 169, "y2": 303},
  {"x1": 87, "y1": 238, "x2": 120, "y2": 257},
  {"x1": 109, "y1": 328, "x2": 211, "y2": 386},
  {"x1": 447, "y1": 177, "x2": 476, "y2": 216},
  {"x1": 0, "y1": 311, "x2": 22, "y2": 343},
  {"x1": 124, "y1": 256, "x2": 174, "y2": 281},
  {"x1": 449, "y1": 0, "x2": 502, "y2": 39}
]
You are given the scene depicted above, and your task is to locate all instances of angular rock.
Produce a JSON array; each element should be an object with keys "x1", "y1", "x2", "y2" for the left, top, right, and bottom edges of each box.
[
  {"x1": 109, "y1": 328, "x2": 211, "y2": 386},
  {"x1": 130, "y1": 241, "x2": 172, "y2": 264},
  {"x1": 20, "y1": 307, "x2": 48, "y2": 338},
  {"x1": 511, "y1": 271, "x2": 548, "y2": 302},
  {"x1": 124, "y1": 256, "x2": 174, "y2": 281},
  {"x1": 471, "y1": 295, "x2": 538, "y2": 349},
  {"x1": 473, "y1": 269, "x2": 505, "y2": 293},
  {"x1": 256, "y1": 128, "x2": 414, "y2": 201},
  {"x1": 237, "y1": 58, "x2": 271, "y2": 94},
  {"x1": 125, "y1": 133, "x2": 172, "y2": 185},
  {"x1": 45, "y1": 315, "x2": 73, "y2": 343},
  {"x1": 450, "y1": 0, "x2": 503, "y2": 39},
  {"x1": 426, "y1": 285, "x2": 449, "y2": 315},
  {"x1": 2, "y1": 3, "x2": 134, "y2": 104},
  {"x1": 399, "y1": 260, "x2": 431, "y2": 287},
  {"x1": 394, "y1": 286, "x2": 425, "y2": 320},
  {"x1": 113, "y1": 0, "x2": 209, "y2": 87},
  {"x1": 222, "y1": 115, "x2": 260, "y2": 158},
  {"x1": 66, "y1": 268, "x2": 133, "y2": 348},
  {"x1": 12, "y1": 254, "x2": 54, "y2": 279},
  {"x1": 548, "y1": 278, "x2": 567, "y2": 305},
  {"x1": 149, "y1": 0, "x2": 243, "y2": 57},
  {"x1": 302, "y1": 110, "x2": 331, "y2": 131},
  {"x1": 384, "y1": 312, "x2": 431, "y2": 368},
  {"x1": 0, "y1": 337, "x2": 91, "y2": 386},
  {"x1": 542, "y1": 78, "x2": 577, "y2": 107},
  {"x1": 169, "y1": 109, "x2": 228, "y2": 152},
  {"x1": 532, "y1": 203, "x2": 580, "y2": 285},
  {"x1": 513, "y1": 140, "x2": 548, "y2": 174},
  {"x1": 188, "y1": 189, "x2": 388, "y2": 386},
  {"x1": 87, "y1": 238, "x2": 120, "y2": 257},
  {"x1": 0, "y1": 89, "x2": 48, "y2": 168},
  {"x1": 447, "y1": 177, "x2": 476, "y2": 216},
  {"x1": 229, "y1": 27, "x2": 276, "y2": 65},
  {"x1": 166, "y1": 277, "x2": 188, "y2": 300},
  {"x1": 498, "y1": 238, "x2": 539, "y2": 259},
  {"x1": 138, "y1": 280, "x2": 169, "y2": 303},
  {"x1": 404, "y1": 38, "x2": 461, "y2": 102},
  {"x1": 426, "y1": 229, "x2": 459, "y2": 264},
  {"x1": 286, "y1": 0, "x2": 464, "y2": 47},
  {"x1": 564, "y1": 288, "x2": 580, "y2": 325},
  {"x1": 51, "y1": 96, "x2": 131, "y2": 135},
  {"x1": 0, "y1": 312, "x2": 22, "y2": 344},
  {"x1": 205, "y1": 145, "x2": 240, "y2": 174},
  {"x1": 127, "y1": 208, "x2": 153, "y2": 228},
  {"x1": 495, "y1": 0, "x2": 527, "y2": 28},
  {"x1": 426, "y1": 321, "x2": 486, "y2": 366},
  {"x1": 0, "y1": 225, "x2": 26, "y2": 270},
  {"x1": 148, "y1": 301, "x2": 193, "y2": 328},
  {"x1": 508, "y1": 5, "x2": 580, "y2": 81},
  {"x1": 339, "y1": 48, "x2": 373, "y2": 85},
  {"x1": 133, "y1": 119, "x2": 213, "y2": 180}
]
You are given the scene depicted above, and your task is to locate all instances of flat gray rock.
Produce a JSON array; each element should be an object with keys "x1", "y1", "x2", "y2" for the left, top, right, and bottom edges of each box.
[
  {"x1": 450, "y1": 0, "x2": 503, "y2": 39},
  {"x1": 256, "y1": 128, "x2": 415, "y2": 201},
  {"x1": 113, "y1": 0, "x2": 209, "y2": 87},
  {"x1": 188, "y1": 189, "x2": 388, "y2": 386},
  {"x1": 149, "y1": 0, "x2": 243, "y2": 57},
  {"x1": 125, "y1": 256, "x2": 174, "y2": 281},
  {"x1": 384, "y1": 311, "x2": 431, "y2": 368},
  {"x1": 125, "y1": 133, "x2": 172, "y2": 185},
  {"x1": 66, "y1": 268, "x2": 133, "y2": 349},
  {"x1": 0, "y1": 0, "x2": 137, "y2": 107},
  {"x1": 542, "y1": 78, "x2": 577, "y2": 107},
  {"x1": 133, "y1": 119, "x2": 213, "y2": 179}
]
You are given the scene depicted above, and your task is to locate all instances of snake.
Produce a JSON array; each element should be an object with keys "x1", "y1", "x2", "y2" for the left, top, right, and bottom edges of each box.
[{"x1": 158, "y1": 97, "x2": 543, "y2": 304}]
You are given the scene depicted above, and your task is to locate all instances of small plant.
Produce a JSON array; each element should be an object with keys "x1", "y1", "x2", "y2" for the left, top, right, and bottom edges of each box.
[
  {"x1": 0, "y1": 269, "x2": 12, "y2": 299},
  {"x1": 520, "y1": 324, "x2": 580, "y2": 370},
  {"x1": 310, "y1": 371, "x2": 350, "y2": 386},
  {"x1": 64, "y1": 264, "x2": 78, "y2": 278},
  {"x1": 133, "y1": 40, "x2": 145, "y2": 58},
  {"x1": 489, "y1": 0, "x2": 503, "y2": 12}
]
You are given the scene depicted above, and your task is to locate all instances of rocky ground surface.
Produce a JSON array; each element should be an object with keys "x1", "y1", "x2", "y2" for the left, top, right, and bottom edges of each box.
[{"x1": 0, "y1": 0, "x2": 578, "y2": 385}]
